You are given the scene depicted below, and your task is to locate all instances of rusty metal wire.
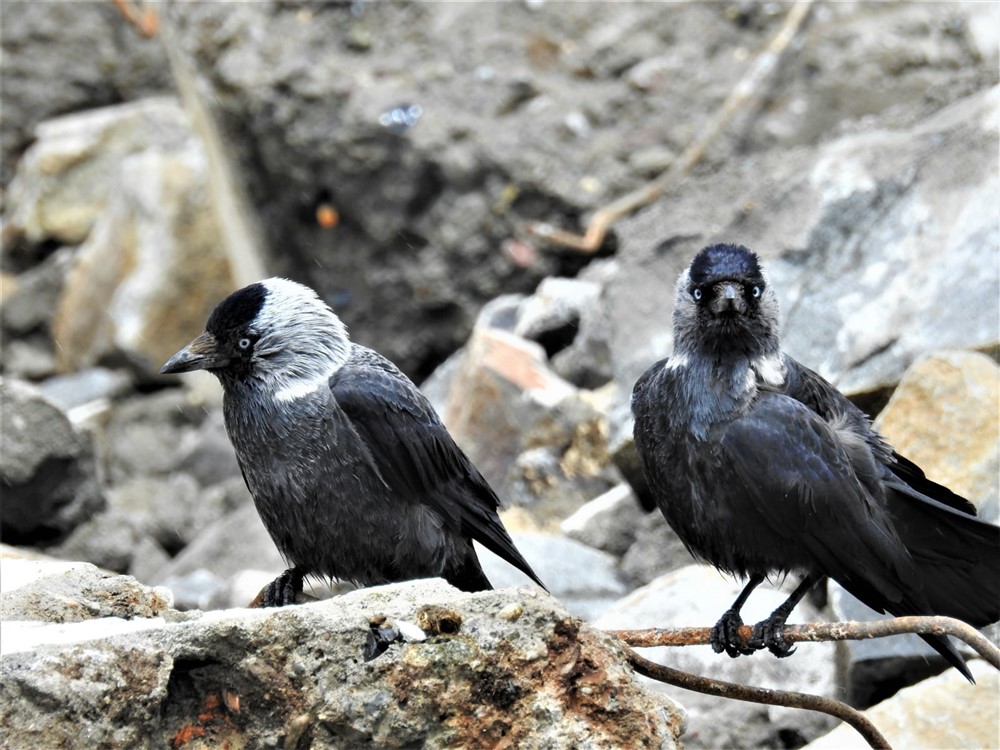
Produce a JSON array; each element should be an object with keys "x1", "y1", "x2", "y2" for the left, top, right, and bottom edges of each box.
[
  {"x1": 525, "y1": 0, "x2": 816, "y2": 253},
  {"x1": 625, "y1": 648, "x2": 892, "y2": 750},
  {"x1": 608, "y1": 616, "x2": 1000, "y2": 750},
  {"x1": 607, "y1": 616, "x2": 1000, "y2": 669}
]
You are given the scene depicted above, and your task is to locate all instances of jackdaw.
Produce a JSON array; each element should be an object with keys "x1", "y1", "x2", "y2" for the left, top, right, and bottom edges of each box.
[
  {"x1": 162, "y1": 278, "x2": 545, "y2": 605},
  {"x1": 631, "y1": 243, "x2": 999, "y2": 680}
]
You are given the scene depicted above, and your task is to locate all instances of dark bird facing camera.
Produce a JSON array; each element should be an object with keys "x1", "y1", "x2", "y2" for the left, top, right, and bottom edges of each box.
[
  {"x1": 631, "y1": 243, "x2": 999, "y2": 681},
  {"x1": 162, "y1": 278, "x2": 545, "y2": 605}
]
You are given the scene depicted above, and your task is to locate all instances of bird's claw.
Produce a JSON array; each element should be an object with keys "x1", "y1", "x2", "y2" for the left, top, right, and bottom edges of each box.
[
  {"x1": 262, "y1": 568, "x2": 303, "y2": 607},
  {"x1": 710, "y1": 609, "x2": 757, "y2": 658},
  {"x1": 749, "y1": 614, "x2": 796, "y2": 658}
]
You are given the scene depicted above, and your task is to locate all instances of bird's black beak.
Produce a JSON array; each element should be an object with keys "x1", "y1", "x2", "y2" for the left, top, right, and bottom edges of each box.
[
  {"x1": 710, "y1": 281, "x2": 746, "y2": 315},
  {"x1": 161, "y1": 331, "x2": 227, "y2": 374}
]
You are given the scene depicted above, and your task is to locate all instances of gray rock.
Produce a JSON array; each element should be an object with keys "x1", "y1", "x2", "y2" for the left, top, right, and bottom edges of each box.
[
  {"x1": 609, "y1": 86, "x2": 1000, "y2": 398},
  {"x1": 103, "y1": 389, "x2": 211, "y2": 484},
  {"x1": 0, "y1": 338, "x2": 57, "y2": 381},
  {"x1": 0, "y1": 248, "x2": 73, "y2": 335},
  {"x1": 477, "y1": 532, "x2": 627, "y2": 621},
  {"x1": 514, "y1": 276, "x2": 600, "y2": 344},
  {"x1": 0, "y1": 576, "x2": 684, "y2": 749},
  {"x1": 0, "y1": 1, "x2": 173, "y2": 189},
  {"x1": 438, "y1": 326, "x2": 619, "y2": 523},
  {"x1": 37, "y1": 367, "x2": 133, "y2": 413},
  {"x1": 560, "y1": 482, "x2": 646, "y2": 556},
  {"x1": 6, "y1": 98, "x2": 193, "y2": 246},
  {"x1": 620, "y1": 511, "x2": 695, "y2": 586},
  {"x1": 19, "y1": 99, "x2": 238, "y2": 377},
  {"x1": 152, "y1": 502, "x2": 285, "y2": 588},
  {"x1": 50, "y1": 512, "x2": 150, "y2": 574},
  {"x1": 1, "y1": 558, "x2": 173, "y2": 624},
  {"x1": 804, "y1": 659, "x2": 998, "y2": 750},
  {"x1": 0, "y1": 378, "x2": 105, "y2": 543},
  {"x1": 596, "y1": 565, "x2": 839, "y2": 750}
]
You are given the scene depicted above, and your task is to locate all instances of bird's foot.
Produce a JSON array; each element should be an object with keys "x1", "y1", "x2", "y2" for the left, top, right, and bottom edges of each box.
[
  {"x1": 749, "y1": 612, "x2": 796, "y2": 658},
  {"x1": 710, "y1": 608, "x2": 756, "y2": 658},
  {"x1": 260, "y1": 568, "x2": 304, "y2": 608}
]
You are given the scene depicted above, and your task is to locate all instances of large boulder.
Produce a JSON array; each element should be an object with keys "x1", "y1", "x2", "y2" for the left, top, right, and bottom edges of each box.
[
  {"x1": 0, "y1": 378, "x2": 105, "y2": 544},
  {"x1": 0, "y1": 569, "x2": 684, "y2": 750},
  {"x1": 438, "y1": 326, "x2": 621, "y2": 525},
  {"x1": 608, "y1": 85, "x2": 1000, "y2": 398},
  {"x1": 5, "y1": 98, "x2": 238, "y2": 377},
  {"x1": 875, "y1": 350, "x2": 1000, "y2": 521},
  {"x1": 803, "y1": 659, "x2": 999, "y2": 750},
  {"x1": 0, "y1": 1, "x2": 172, "y2": 191}
]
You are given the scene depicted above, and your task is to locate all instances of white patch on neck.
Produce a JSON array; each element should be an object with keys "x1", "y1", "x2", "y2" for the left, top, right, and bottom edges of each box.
[
  {"x1": 664, "y1": 352, "x2": 690, "y2": 371},
  {"x1": 274, "y1": 363, "x2": 342, "y2": 403},
  {"x1": 753, "y1": 353, "x2": 787, "y2": 386}
]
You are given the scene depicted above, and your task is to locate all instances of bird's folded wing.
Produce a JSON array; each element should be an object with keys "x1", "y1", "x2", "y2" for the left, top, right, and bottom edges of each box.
[
  {"x1": 716, "y1": 394, "x2": 924, "y2": 612},
  {"x1": 328, "y1": 359, "x2": 544, "y2": 587},
  {"x1": 782, "y1": 358, "x2": 978, "y2": 516}
]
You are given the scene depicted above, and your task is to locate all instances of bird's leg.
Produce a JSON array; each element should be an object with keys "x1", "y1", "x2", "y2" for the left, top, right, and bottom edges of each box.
[
  {"x1": 262, "y1": 567, "x2": 305, "y2": 607},
  {"x1": 711, "y1": 574, "x2": 765, "y2": 658},
  {"x1": 749, "y1": 572, "x2": 822, "y2": 657}
]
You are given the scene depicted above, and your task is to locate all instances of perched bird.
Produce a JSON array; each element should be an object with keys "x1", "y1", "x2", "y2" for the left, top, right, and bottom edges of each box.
[
  {"x1": 161, "y1": 278, "x2": 545, "y2": 605},
  {"x1": 631, "y1": 243, "x2": 999, "y2": 680}
]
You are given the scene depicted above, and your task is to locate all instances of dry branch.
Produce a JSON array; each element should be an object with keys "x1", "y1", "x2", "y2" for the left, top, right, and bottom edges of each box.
[{"x1": 526, "y1": 0, "x2": 815, "y2": 253}]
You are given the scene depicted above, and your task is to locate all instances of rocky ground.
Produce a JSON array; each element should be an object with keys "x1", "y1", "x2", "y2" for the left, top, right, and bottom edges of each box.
[{"x1": 2, "y1": 1, "x2": 999, "y2": 748}]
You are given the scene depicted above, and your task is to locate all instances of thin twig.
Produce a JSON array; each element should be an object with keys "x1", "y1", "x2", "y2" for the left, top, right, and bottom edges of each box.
[
  {"x1": 607, "y1": 615, "x2": 1000, "y2": 669},
  {"x1": 625, "y1": 648, "x2": 892, "y2": 750},
  {"x1": 112, "y1": 0, "x2": 159, "y2": 38},
  {"x1": 526, "y1": 0, "x2": 815, "y2": 253}
]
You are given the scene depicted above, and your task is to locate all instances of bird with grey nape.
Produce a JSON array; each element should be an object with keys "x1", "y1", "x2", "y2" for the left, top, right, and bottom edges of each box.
[
  {"x1": 161, "y1": 278, "x2": 545, "y2": 605},
  {"x1": 631, "y1": 243, "x2": 999, "y2": 681}
]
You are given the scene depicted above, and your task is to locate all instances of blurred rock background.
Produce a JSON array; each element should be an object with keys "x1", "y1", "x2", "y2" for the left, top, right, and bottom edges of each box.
[{"x1": 1, "y1": 1, "x2": 998, "y2": 748}]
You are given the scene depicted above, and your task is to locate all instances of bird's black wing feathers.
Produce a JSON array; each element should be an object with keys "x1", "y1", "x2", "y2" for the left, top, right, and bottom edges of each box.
[
  {"x1": 328, "y1": 349, "x2": 545, "y2": 589},
  {"x1": 716, "y1": 394, "x2": 923, "y2": 611},
  {"x1": 781, "y1": 357, "x2": 978, "y2": 516}
]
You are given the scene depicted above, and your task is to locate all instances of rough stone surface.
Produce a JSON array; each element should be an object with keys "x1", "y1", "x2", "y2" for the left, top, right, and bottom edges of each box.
[
  {"x1": 157, "y1": 2, "x2": 998, "y2": 380},
  {"x1": 6, "y1": 98, "x2": 192, "y2": 246},
  {"x1": 560, "y1": 482, "x2": 646, "y2": 556},
  {"x1": 596, "y1": 565, "x2": 839, "y2": 750},
  {"x1": 440, "y1": 326, "x2": 618, "y2": 523},
  {"x1": 0, "y1": 576, "x2": 683, "y2": 750},
  {"x1": 608, "y1": 85, "x2": 1000, "y2": 398},
  {"x1": 620, "y1": 511, "x2": 696, "y2": 587},
  {"x1": 0, "y1": 1, "x2": 173, "y2": 191},
  {"x1": 1, "y1": 558, "x2": 173, "y2": 624},
  {"x1": 875, "y1": 350, "x2": 1000, "y2": 521},
  {"x1": 29, "y1": 99, "x2": 236, "y2": 376},
  {"x1": 0, "y1": 378, "x2": 105, "y2": 544},
  {"x1": 803, "y1": 659, "x2": 999, "y2": 750}
]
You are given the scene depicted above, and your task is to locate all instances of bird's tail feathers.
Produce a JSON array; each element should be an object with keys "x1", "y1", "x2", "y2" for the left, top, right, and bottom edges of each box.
[{"x1": 884, "y1": 484, "x2": 1000, "y2": 627}]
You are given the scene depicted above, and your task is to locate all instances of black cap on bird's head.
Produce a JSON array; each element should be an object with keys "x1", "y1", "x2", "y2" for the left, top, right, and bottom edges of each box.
[
  {"x1": 161, "y1": 278, "x2": 351, "y2": 389},
  {"x1": 688, "y1": 244, "x2": 764, "y2": 288},
  {"x1": 673, "y1": 243, "x2": 780, "y2": 358}
]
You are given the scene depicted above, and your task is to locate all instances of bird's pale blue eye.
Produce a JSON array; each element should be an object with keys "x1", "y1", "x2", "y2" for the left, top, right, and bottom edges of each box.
[
  {"x1": 693, "y1": 288, "x2": 702, "y2": 301},
  {"x1": 751, "y1": 285, "x2": 762, "y2": 298},
  {"x1": 238, "y1": 338, "x2": 252, "y2": 350}
]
